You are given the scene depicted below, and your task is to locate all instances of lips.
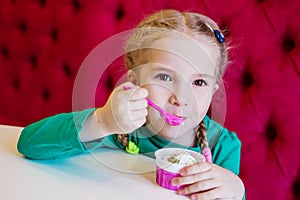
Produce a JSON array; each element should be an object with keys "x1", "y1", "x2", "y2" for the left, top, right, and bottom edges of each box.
[
  {"x1": 161, "y1": 112, "x2": 186, "y2": 121},
  {"x1": 172, "y1": 114, "x2": 185, "y2": 120}
]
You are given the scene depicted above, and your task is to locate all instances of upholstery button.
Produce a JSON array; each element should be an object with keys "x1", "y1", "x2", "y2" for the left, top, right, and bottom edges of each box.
[
  {"x1": 30, "y1": 55, "x2": 37, "y2": 69},
  {"x1": 107, "y1": 76, "x2": 114, "y2": 89},
  {"x1": 116, "y1": 5, "x2": 125, "y2": 20},
  {"x1": 63, "y1": 63, "x2": 72, "y2": 77},
  {"x1": 43, "y1": 88, "x2": 50, "y2": 101},
  {"x1": 51, "y1": 28, "x2": 58, "y2": 42},
  {"x1": 19, "y1": 21, "x2": 27, "y2": 33},
  {"x1": 265, "y1": 123, "x2": 277, "y2": 142},
  {"x1": 1, "y1": 46, "x2": 9, "y2": 59},
  {"x1": 13, "y1": 78, "x2": 20, "y2": 91},
  {"x1": 293, "y1": 179, "x2": 300, "y2": 198},
  {"x1": 282, "y1": 35, "x2": 295, "y2": 52},
  {"x1": 242, "y1": 69, "x2": 253, "y2": 89},
  {"x1": 39, "y1": 0, "x2": 46, "y2": 7},
  {"x1": 72, "y1": 0, "x2": 81, "y2": 13}
]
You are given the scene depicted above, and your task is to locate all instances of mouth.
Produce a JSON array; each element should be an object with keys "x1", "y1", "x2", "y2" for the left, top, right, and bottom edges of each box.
[
  {"x1": 169, "y1": 112, "x2": 186, "y2": 119},
  {"x1": 173, "y1": 114, "x2": 185, "y2": 119},
  {"x1": 159, "y1": 111, "x2": 186, "y2": 126},
  {"x1": 172, "y1": 115, "x2": 186, "y2": 122},
  {"x1": 159, "y1": 112, "x2": 184, "y2": 118}
]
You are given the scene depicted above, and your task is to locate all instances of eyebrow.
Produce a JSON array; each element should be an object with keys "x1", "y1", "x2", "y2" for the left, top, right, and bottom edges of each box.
[
  {"x1": 196, "y1": 73, "x2": 215, "y2": 79},
  {"x1": 149, "y1": 65, "x2": 174, "y2": 72}
]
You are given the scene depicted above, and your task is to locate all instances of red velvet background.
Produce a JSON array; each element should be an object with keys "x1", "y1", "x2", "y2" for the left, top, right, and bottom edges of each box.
[{"x1": 1, "y1": 0, "x2": 300, "y2": 199}]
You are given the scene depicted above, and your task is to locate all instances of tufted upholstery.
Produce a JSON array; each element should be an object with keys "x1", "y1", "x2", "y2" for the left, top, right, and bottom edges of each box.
[{"x1": 1, "y1": 0, "x2": 300, "y2": 199}]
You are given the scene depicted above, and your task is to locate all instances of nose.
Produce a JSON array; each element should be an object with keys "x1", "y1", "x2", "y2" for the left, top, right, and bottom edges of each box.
[
  {"x1": 169, "y1": 94, "x2": 188, "y2": 106},
  {"x1": 168, "y1": 80, "x2": 190, "y2": 107}
]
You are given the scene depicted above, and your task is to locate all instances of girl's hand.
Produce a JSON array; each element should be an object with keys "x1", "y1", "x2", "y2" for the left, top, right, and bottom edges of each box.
[
  {"x1": 95, "y1": 82, "x2": 148, "y2": 135},
  {"x1": 171, "y1": 162, "x2": 245, "y2": 200}
]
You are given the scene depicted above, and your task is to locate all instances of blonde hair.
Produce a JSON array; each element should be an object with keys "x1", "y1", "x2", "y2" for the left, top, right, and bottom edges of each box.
[{"x1": 118, "y1": 9, "x2": 228, "y2": 153}]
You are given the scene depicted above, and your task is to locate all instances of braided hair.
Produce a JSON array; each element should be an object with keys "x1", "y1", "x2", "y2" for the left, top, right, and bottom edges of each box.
[
  {"x1": 196, "y1": 120, "x2": 208, "y2": 149},
  {"x1": 117, "y1": 134, "x2": 129, "y2": 147}
]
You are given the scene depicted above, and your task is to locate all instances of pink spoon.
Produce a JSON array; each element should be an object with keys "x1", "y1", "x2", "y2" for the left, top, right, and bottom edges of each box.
[
  {"x1": 145, "y1": 98, "x2": 183, "y2": 126},
  {"x1": 123, "y1": 86, "x2": 184, "y2": 126}
]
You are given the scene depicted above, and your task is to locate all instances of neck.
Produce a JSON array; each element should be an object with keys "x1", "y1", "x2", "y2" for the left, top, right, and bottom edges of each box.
[
  {"x1": 146, "y1": 123, "x2": 197, "y2": 147},
  {"x1": 168, "y1": 133, "x2": 197, "y2": 147}
]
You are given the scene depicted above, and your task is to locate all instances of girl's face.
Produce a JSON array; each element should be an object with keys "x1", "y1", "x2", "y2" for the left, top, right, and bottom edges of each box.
[{"x1": 129, "y1": 35, "x2": 220, "y2": 146}]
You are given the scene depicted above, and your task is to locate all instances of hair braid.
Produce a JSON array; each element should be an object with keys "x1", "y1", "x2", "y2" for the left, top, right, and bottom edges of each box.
[
  {"x1": 196, "y1": 120, "x2": 208, "y2": 149},
  {"x1": 117, "y1": 134, "x2": 129, "y2": 147},
  {"x1": 196, "y1": 120, "x2": 212, "y2": 163}
]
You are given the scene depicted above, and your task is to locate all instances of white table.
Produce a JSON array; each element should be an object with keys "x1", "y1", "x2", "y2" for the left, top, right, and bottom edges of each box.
[{"x1": 0, "y1": 125, "x2": 187, "y2": 200}]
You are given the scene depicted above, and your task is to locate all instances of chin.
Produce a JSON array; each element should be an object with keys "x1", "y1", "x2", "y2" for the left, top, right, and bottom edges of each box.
[{"x1": 160, "y1": 123, "x2": 191, "y2": 139}]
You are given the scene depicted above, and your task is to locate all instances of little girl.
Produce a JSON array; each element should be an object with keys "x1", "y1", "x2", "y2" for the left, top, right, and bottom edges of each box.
[{"x1": 18, "y1": 9, "x2": 245, "y2": 199}]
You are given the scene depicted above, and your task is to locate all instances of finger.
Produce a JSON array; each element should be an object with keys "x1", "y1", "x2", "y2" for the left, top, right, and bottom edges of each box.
[
  {"x1": 128, "y1": 99, "x2": 148, "y2": 111},
  {"x1": 131, "y1": 118, "x2": 147, "y2": 128},
  {"x1": 189, "y1": 188, "x2": 221, "y2": 200},
  {"x1": 179, "y1": 162, "x2": 211, "y2": 176},
  {"x1": 130, "y1": 88, "x2": 148, "y2": 101},
  {"x1": 172, "y1": 170, "x2": 213, "y2": 186},
  {"x1": 129, "y1": 109, "x2": 148, "y2": 121},
  {"x1": 117, "y1": 82, "x2": 137, "y2": 92},
  {"x1": 177, "y1": 179, "x2": 217, "y2": 196}
]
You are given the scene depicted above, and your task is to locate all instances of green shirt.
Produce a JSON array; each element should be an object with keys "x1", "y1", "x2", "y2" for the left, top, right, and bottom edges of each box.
[{"x1": 17, "y1": 108, "x2": 242, "y2": 175}]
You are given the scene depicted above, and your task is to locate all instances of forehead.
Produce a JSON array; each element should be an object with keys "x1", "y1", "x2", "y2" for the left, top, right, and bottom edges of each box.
[{"x1": 144, "y1": 34, "x2": 219, "y2": 77}]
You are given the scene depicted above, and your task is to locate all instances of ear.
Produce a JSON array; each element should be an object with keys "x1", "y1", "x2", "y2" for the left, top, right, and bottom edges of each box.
[
  {"x1": 127, "y1": 69, "x2": 139, "y2": 85},
  {"x1": 213, "y1": 84, "x2": 219, "y2": 94}
]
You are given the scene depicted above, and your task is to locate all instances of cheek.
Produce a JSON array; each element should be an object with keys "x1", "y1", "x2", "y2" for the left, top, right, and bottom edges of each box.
[
  {"x1": 143, "y1": 85, "x2": 171, "y2": 103},
  {"x1": 192, "y1": 89, "x2": 212, "y2": 117}
]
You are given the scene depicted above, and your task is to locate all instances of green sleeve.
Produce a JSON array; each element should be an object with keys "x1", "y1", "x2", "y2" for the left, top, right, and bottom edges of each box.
[
  {"x1": 17, "y1": 108, "x2": 96, "y2": 160},
  {"x1": 212, "y1": 128, "x2": 241, "y2": 175},
  {"x1": 213, "y1": 130, "x2": 245, "y2": 200},
  {"x1": 205, "y1": 117, "x2": 241, "y2": 175},
  {"x1": 205, "y1": 118, "x2": 244, "y2": 198}
]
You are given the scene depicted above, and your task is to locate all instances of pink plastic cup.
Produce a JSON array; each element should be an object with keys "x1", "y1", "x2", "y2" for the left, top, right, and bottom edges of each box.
[{"x1": 155, "y1": 148, "x2": 205, "y2": 191}]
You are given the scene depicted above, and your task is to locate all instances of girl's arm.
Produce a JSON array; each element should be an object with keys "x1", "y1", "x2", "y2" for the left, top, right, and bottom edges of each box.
[
  {"x1": 17, "y1": 82, "x2": 148, "y2": 160},
  {"x1": 17, "y1": 109, "x2": 95, "y2": 160}
]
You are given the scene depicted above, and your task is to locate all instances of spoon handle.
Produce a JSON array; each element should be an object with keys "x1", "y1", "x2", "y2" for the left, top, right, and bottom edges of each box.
[
  {"x1": 146, "y1": 98, "x2": 164, "y2": 114},
  {"x1": 123, "y1": 85, "x2": 164, "y2": 114}
]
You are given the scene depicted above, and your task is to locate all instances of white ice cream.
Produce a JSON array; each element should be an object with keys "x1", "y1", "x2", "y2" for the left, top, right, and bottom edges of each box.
[{"x1": 164, "y1": 151, "x2": 197, "y2": 166}]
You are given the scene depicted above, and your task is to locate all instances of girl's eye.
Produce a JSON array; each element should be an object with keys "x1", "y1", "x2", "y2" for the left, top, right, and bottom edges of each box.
[
  {"x1": 155, "y1": 73, "x2": 172, "y2": 81},
  {"x1": 193, "y1": 79, "x2": 207, "y2": 86}
]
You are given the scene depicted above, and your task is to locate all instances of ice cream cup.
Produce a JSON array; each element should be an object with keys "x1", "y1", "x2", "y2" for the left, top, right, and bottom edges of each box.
[{"x1": 154, "y1": 148, "x2": 205, "y2": 191}]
